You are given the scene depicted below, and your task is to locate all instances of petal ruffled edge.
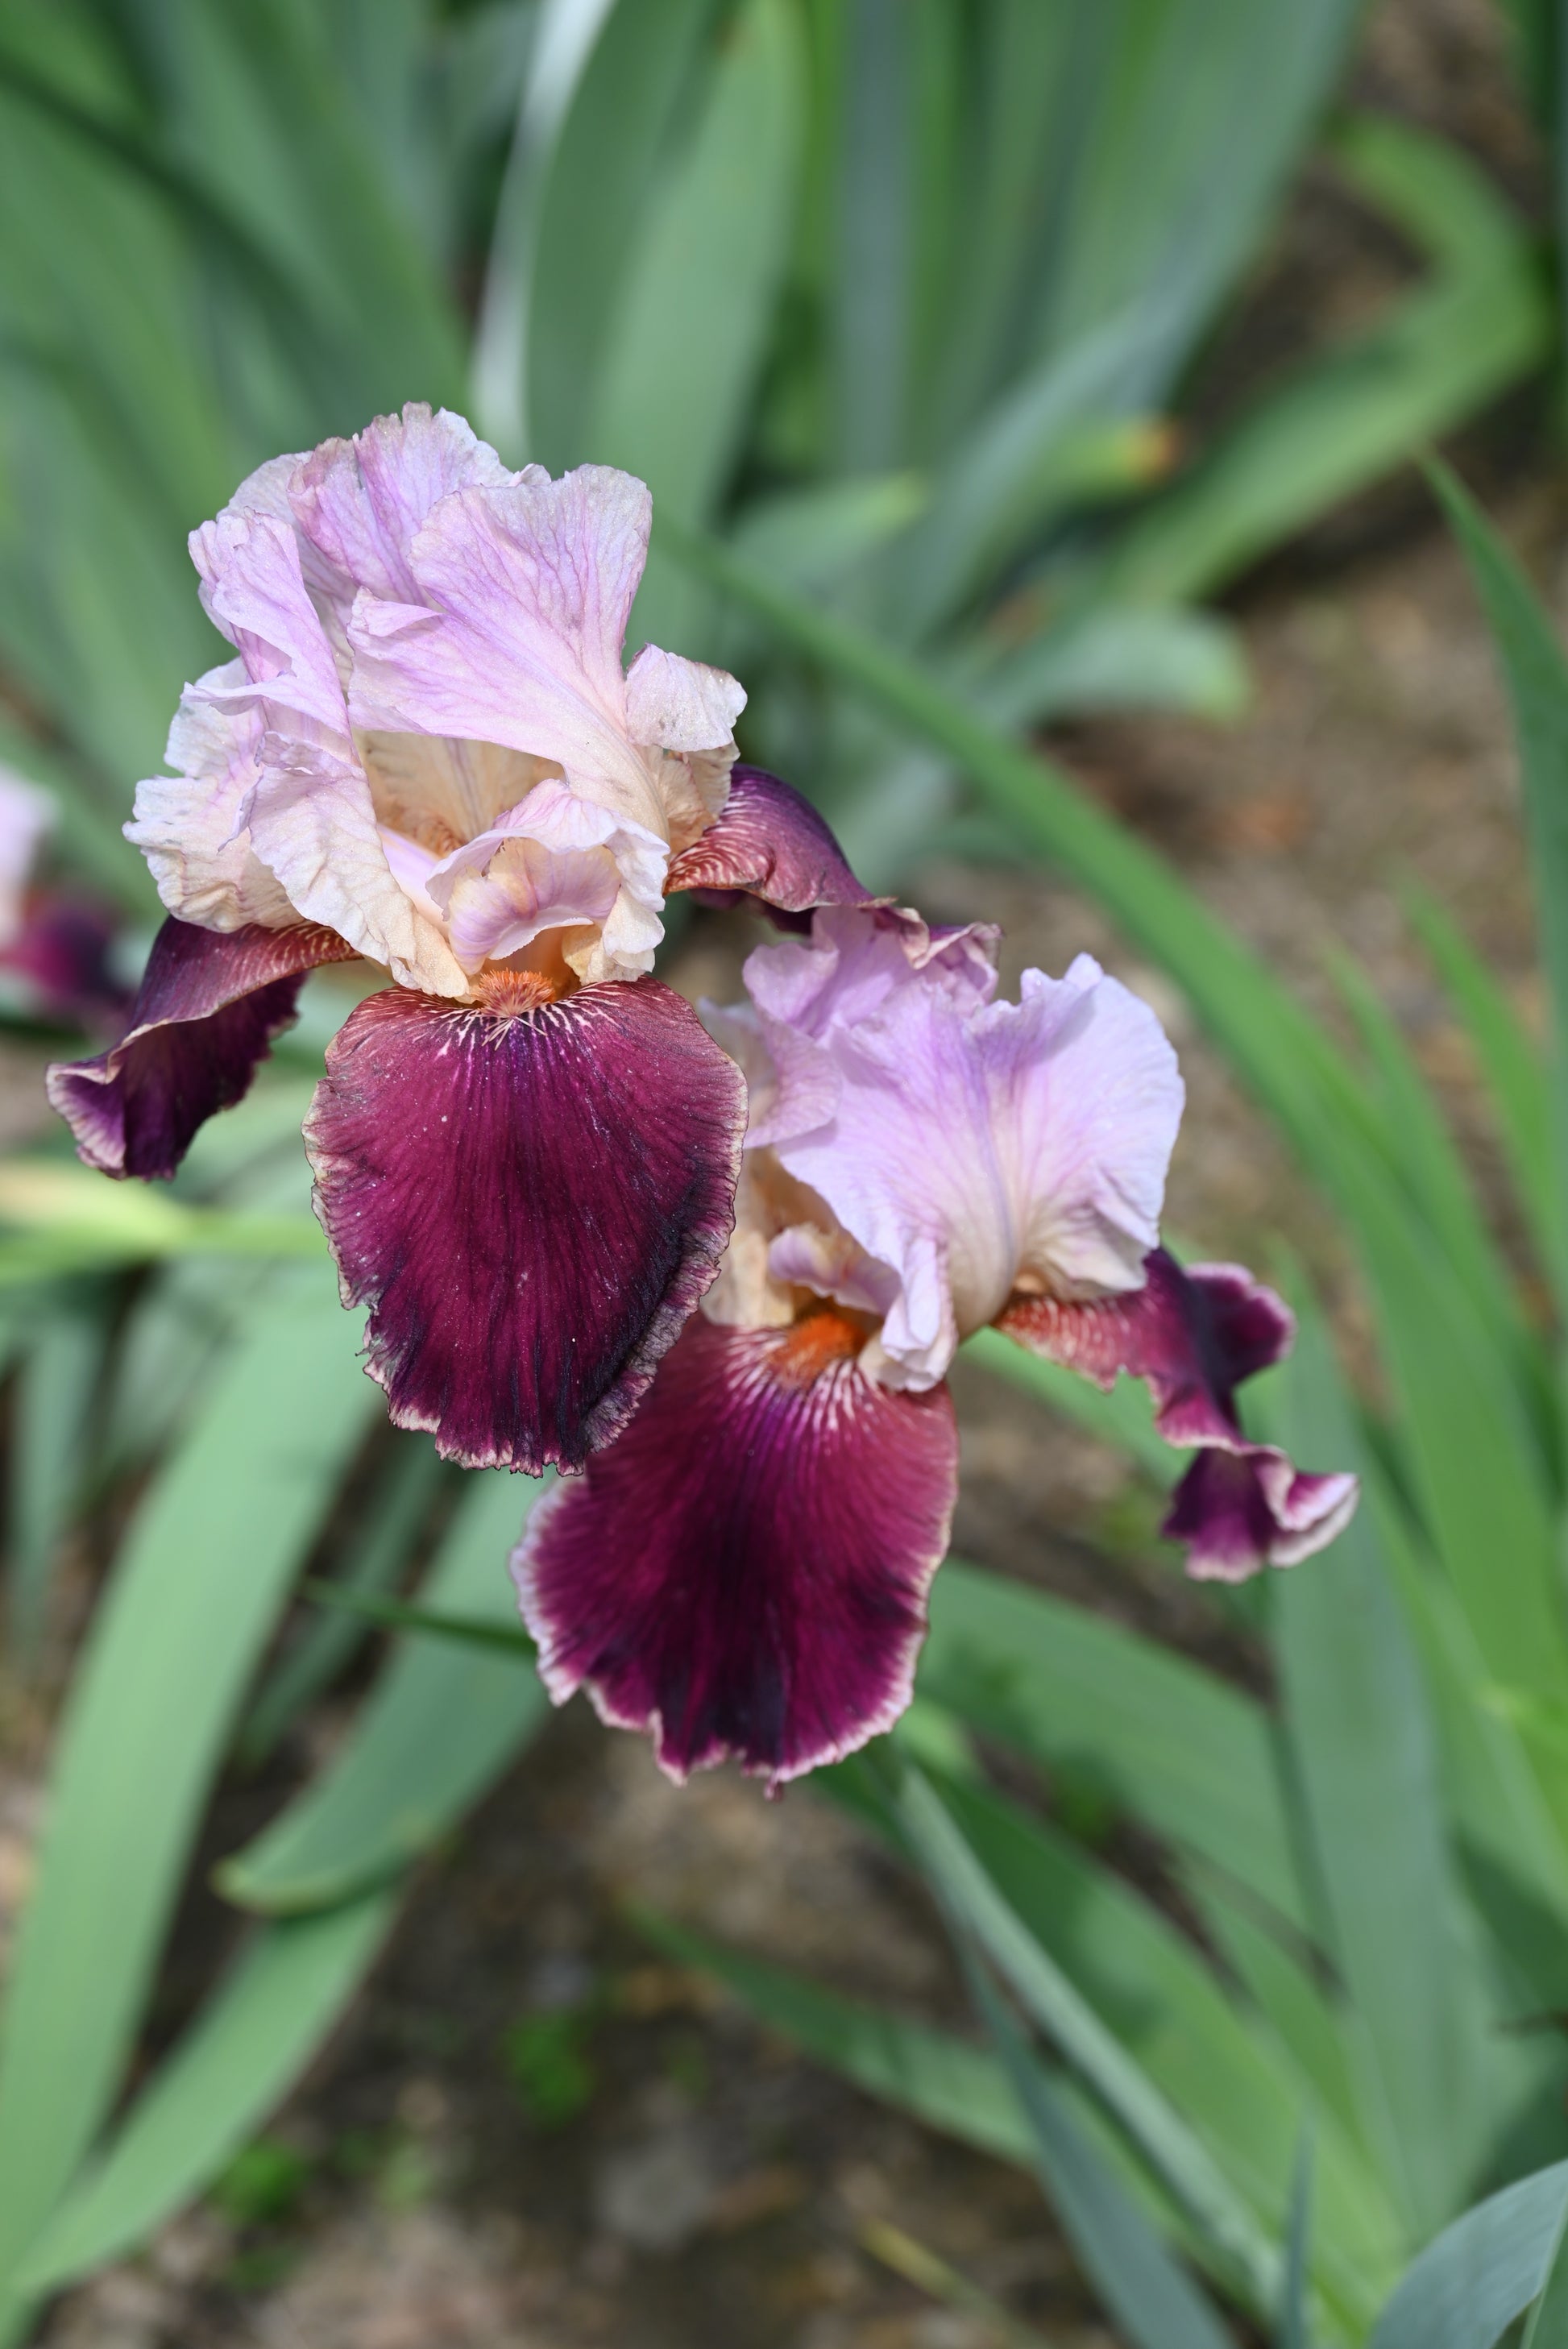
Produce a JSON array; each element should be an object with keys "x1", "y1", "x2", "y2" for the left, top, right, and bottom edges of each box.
[
  {"x1": 512, "y1": 1313, "x2": 959, "y2": 1788},
  {"x1": 666, "y1": 766, "x2": 873, "y2": 925},
  {"x1": 47, "y1": 916, "x2": 355, "y2": 1179},
  {"x1": 303, "y1": 976, "x2": 746, "y2": 1471},
  {"x1": 998, "y1": 1248, "x2": 1359, "y2": 1575}
]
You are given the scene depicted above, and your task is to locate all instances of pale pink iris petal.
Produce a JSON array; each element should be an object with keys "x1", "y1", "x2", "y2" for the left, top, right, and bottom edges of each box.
[
  {"x1": 342, "y1": 467, "x2": 743, "y2": 843},
  {"x1": 377, "y1": 825, "x2": 446, "y2": 929},
  {"x1": 768, "y1": 1221, "x2": 901, "y2": 1322},
  {"x1": 423, "y1": 780, "x2": 667, "y2": 982},
  {"x1": 289, "y1": 407, "x2": 512, "y2": 611},
  {"x1": 0, "y1": 765, "x2": 55, "y2": 947},
  {"x1": 624, "y1": 644, "x2": 747, "y2": 753},
  {"x1": 190, "y1": 510, "x2": 351, "y2": 746},
  {"x1": 127, "y1": 667, "x2": 296, "y2": 932},
  {"x1": 763, "y1": 943, "x2": 1182, "y2": 1387}
]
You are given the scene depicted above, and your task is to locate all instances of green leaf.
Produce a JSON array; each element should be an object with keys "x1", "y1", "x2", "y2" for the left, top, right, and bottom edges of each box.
[
  {"x1": 894, "y1": 1763, "x2": 1282, "y2": 2310},
  {"x1": 589, "y1": 0, "x2": 804, "y2": 650},
  {"x1": 14, "y1": 1889, "x2": 398, "y2": 2295},
  {"x1": 1271, "y1": 1289, "x2": 1529, "y2": 2239},
  {"x1": 1370, "y1": 2162, "x2": 1568, "y2": 2349},
  {"x1": 239, "y1": 1438, "x2": 448, "y2": 1766},
  {"x1": 630, "y1": 1903, "x2": 1033, "y2": 2167},
  {"x1": 1100, "y1": 117, "x2": 1551, "y2": 606},
  {"x1": 1281, "y1": 2138, "x2": 1315, "y2": 2349},
  {"x1": 1432, "y1": 462, "x2": 1568, "y2": 1297},
  {"x1": 217, "y1": 1471, "x2": 548, "y2": 1915},
  {"x1": 919, "y1": 1559, "x2": 1305, "y2": 1928},
  {"x1": 1404, "y1": 886, "x2": 1556, "y2": 1280},
  {"x1": 6, "y1": 1289, "x2": 101, "y2": 1657},
  {"x1": 958, "y1": 1944, "x2": 1239, "y2": 2349},
  {"x1": 924, "y1": 1775, "x2": 1400, "y2": 2331},
  {"x1": 975, "y1": 602, "x2": 1250, "y2": 727},
  {"x1": 0, "y1": 1264, "x2": 377, "y2": 2313}
]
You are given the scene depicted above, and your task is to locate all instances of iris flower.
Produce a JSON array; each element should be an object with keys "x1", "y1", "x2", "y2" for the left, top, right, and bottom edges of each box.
[
  {"x1": 47, "y1": 407, "x2": 868, "y2": 1470},
  {"x1": 0, "y1": 764, "x2": 125, "y2": 1034},
  {"x1": 514, "y1": 904, "x2": 1359, "y2": 1787}
]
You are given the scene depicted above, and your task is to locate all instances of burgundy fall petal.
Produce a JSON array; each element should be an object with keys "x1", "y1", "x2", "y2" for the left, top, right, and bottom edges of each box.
[
  {"x1": 666, "y1": 766, "x2": 872, "y2": 928},
  {"x1": 46, "y1": 916, "x2": 355, "y2": 1179},
  {"x1": 1000, "y1": 1247, "x2": 1356, "y2": 1573},
  {"x1": 1164, "y1": 1446, "x2": 1361, "y2": 1581},
  {"x1": 512, "y1": 1312, "x2": 960, "y2": 1787},
  {"x1": 995, "y1": 1247, "x2": 1293, "y2": 1446},
  {"x1": 304, "y1": 978, "x2": 745, "y2": 1472},
  {"x1": 2, "y1": 895, "x2": 130, "y2": 1034}
]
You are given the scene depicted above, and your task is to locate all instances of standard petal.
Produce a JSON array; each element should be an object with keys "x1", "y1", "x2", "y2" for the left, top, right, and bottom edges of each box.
[
  {"x1": 189, "y1": 509, "x2": 350, "y2": 746},
  {"x1": 303, "y1": 978, "x2": 745, "y2": 1471},
  {"x1": 666, "y1": 766, "x2": 872, "y2": 920},
  {"x1": 624, "y1": 643, "x2": 746, "y2": 752},
  {"x1": 126, "y1": 666, "x2": 297, "y2": 931},
  {"x1": 1164, "y1": 1446, "x2": 1360, "y2": 1581},
  {"x1": 345, "y1": 467, "x2": 663, "y2": 832},
  {"x1": 47, "y1": 918, "x2": 355, "y2": 1179},
  {"x1": 512, "y1": 1313, "x2": 959, "y2": 1787},
  {"x1": 773, "y1": 951, "x2": 1181, "y2": 1383},
  {"x1": 288, "y1": 405, "x2": 512, "y2": 608},
  {"x1": 423, "y1": 778, "x2": 667, "y2": 982}
]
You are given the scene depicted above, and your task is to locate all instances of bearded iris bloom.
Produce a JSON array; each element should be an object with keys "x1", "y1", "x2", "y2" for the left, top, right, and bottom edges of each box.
[
  {"x1": 0, "y1": 763, "x2": 126, "y2": 1035},
  {"x1": 47, "y1": 407, "x2": 869, "y2": 1471},
  {"x1": 514, "y1": 904, "x2": 1359, "y2": 1787}
]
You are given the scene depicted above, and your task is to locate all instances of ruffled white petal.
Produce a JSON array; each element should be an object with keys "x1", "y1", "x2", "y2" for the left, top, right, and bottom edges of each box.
[{"x1": 127, "y1": 666, "x2": 296, "y2": 930}]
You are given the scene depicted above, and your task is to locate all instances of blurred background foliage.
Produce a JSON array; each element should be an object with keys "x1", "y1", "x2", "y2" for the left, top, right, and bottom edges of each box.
[{"x1": 3, "y1": 1, "x2": 1568, "y2": 2344}]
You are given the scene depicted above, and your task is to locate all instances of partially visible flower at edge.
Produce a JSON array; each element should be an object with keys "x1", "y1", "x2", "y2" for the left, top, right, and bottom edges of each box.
[
  {"x1": 513, "y1": 903, "x2": 1360, "y2": 1790},
  {"x1": 0, "y1": 764, "x2": 127, "y2": 1035},
  {"x1": 45, "y1": 406, "x2": 871, "y2": 1471}
]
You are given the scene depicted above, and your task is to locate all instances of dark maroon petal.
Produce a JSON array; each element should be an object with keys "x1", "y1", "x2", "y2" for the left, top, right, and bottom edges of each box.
[
  {"x1": 0, "y1": 894, "x2": 130, "y2": 1034},
  {"x1": 46, "y1": 916, "x2": 354, "y2": 1180},
  {"x1": 512, "y1": 1312, "x2": 959, "y2": 1787},
  {"x1": 666, "y1": 766, "x2": 872, "y2": 924},
  {"x1": 995, "y1": 1247, "x2": 1293, "y2": 1446},
  {"x1": 304, "y1": 977, "x2": 745, "y2": 1473},
  {"x1": 1164, "y1": 1446, "x2": 1360, "y2": 1582}
]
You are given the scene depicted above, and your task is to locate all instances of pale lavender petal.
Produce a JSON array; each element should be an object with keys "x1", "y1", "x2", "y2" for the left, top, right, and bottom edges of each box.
[
  {"x1": 48, "y1": 917, "x2": 355, "y2": 1178},
  {"x1": 512, "y1": 1313, "x2": 959, "y2": 1787},
  {"x1": 189, "y1": 509, "x2": 350, "y2": 745},
  {"x1": 423, "y1": 778, "x2": 665, "y2": 981},
  {"x1": 304, "y1": 977, "x2": 745, "y2": 1471},
  {"x1": 288, "y1": 405, "x2": 512, "y2": 609},
  {"x1": 344, "y1": 467, "x2": 662, "y2": 828},
  {"x1": 767, "y1": 940, "x2": 1181, "y2": 1384},
  {"x1": 126, "y1": 666, "x2": 297, "y2": 931},
  {"x1": 623, "y1": 643, "x2": 745, "y2": 751}
]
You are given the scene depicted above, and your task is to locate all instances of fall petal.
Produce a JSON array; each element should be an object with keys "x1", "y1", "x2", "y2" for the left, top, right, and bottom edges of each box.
[
  {"x1": 512, "y1": 1314, "x2": 959, "y2": 1787},
  {"x1": 1164, "y1": 1446, "x2": 1360, "y2": 1581},
  {"x1": 304, "y1": 978, "x2": 745, "y2": 1471},
  {"x1": 46, "y1": 917, "x2": 355, "y2": 1178},
  {"x1": 666, "y1": 766, "x2": 872, "y2": 921}
]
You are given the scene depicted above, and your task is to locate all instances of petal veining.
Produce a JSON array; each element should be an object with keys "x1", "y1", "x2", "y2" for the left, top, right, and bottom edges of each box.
[
  {"x1": 512, "y1": 1314, "x2": 959, "y2": 1787},
  {"x1": 303, "y1": 977, "x2": 745, "y2": 1471}
]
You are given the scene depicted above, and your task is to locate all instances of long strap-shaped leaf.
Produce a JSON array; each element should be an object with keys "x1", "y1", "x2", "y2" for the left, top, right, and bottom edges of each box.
[
  {"x1": 893, "y1": 1763, "x2": 1283, "y2": 2312},
  {"x1": 0, "y1": 1265, "x2": 378, "y2": 2332},
  {"x1": 217, "y1": 1471, "x2": 547, "y2": 1915},
  {"x1": 13, "y1": 1890, "x2": 397, "y2": 2298},
  {"x1": 1371, "y1": 2161, "x2": 1568, "y2": 2349}
]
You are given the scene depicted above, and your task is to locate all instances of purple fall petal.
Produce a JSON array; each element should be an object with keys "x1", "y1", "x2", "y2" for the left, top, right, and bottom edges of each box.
[
  {"x1": 2, "y1": 896, "x2": 129, "y2": 1034},
  {"x1": 512, "y1": 1312, "x2": 959, "y2": 1787},
  {"x1": 1164, "y1": 1446, "x2": 1361, "y2": 1580},
  {"x1": 999, "y1": 1247, "x2": 1357, "y2": 1574},
  {"x1": 997, "y1": 1248, "x2": 1292, "y2": 1446},
  {"x1": 304, "y1": 978, "x2": 745, "y2": 1472},
  {"x1": 666, "y1": 766, "x2": 872, "y2": 925},
  {"x1": 46, "y1": 916, "x2": 355, "y2": 1179}
]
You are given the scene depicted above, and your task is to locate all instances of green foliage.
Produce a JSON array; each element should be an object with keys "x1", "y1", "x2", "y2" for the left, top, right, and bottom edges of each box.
[{"x1": 0, "y1": 2, "x2": 1564, "y2": 2342}]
